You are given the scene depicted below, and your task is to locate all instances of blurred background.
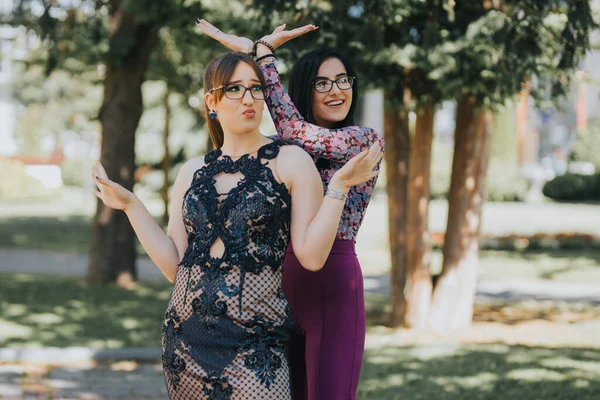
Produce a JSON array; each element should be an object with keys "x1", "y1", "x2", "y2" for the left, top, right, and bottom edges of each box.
[{"x1": 1, "y1": 1, "x2": 600, "y2": 399}]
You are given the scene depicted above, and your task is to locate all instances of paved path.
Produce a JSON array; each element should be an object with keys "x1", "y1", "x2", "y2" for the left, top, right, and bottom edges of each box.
[{"x1": 0, "y1": 362, "x2": 168, "y2": 399}]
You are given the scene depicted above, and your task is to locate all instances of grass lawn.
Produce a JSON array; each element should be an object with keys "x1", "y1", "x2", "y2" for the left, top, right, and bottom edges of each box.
[
  {"x1": 358, "y1": 343, "x2": 600, "y2": 399},
  {"x1": 1, "y1": 273, "x2": 599, "y2": 399},
  {"x1": 2, "y1": 215, "x2": 600, "y2": 285}
]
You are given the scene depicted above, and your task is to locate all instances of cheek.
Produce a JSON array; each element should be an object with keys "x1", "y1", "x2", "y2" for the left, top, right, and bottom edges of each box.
[{"x1": 311, "y1": 94, "x2": 326, "y2": 116}]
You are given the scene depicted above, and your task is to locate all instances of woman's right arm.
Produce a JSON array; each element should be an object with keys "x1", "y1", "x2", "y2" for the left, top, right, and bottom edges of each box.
[{"x1": 92, "y1": 160, "x2": 199, "y2": 283}]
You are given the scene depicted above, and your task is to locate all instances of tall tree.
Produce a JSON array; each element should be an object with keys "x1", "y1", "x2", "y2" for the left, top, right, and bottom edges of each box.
[
  {"x1": 10, "y1": 0, "x2": 208, "y2": 285},
  {"x1": 427, "y1": 0, "x2": 597, "y2": 331}
]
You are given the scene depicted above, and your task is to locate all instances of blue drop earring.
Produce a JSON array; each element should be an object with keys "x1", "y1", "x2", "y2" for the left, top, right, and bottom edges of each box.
[{"x1": 209, "y1": 110, "x2": 217, "y2": 119}]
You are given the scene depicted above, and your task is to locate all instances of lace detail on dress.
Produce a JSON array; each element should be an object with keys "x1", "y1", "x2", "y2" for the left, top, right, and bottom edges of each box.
[{"x1": 162, "y1": 140, "x2": 293, "y2": 399}]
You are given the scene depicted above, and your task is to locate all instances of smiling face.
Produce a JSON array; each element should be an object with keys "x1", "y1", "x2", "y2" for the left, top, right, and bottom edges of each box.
[
  {"x1": 310, "y1": 57, "x2": 353, "y2": 129},
  {"x1": 205, "y1": 61, "x2": 264, "y2": 136}
]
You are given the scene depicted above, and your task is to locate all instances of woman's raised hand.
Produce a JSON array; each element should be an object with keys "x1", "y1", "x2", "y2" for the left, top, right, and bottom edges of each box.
[
  {"x1": 196, "y1": 19, "x2": 317, "y2": 53},
  {"x1": 259, "y1": 23, "x2": 318, "y2": 51},
  {"x1": 92, "y1": 161, "x2": 136, "y2": 211},
  {"x1": 330, "y1": 143, "x2": 384, "y2": 191},
  {"x1": 196, "y1": 19, "x2": 254, "y2": 53}
]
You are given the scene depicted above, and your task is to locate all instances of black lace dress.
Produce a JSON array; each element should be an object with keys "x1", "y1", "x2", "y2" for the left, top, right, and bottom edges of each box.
[{"x1": 161, "y1": 140, "x2": 293, "y2": 399}]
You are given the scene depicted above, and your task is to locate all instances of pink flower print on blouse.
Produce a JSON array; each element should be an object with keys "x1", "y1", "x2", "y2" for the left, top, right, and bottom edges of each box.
[{"x1": 261, "y1": 62, "x2": 385, "y2": 242}]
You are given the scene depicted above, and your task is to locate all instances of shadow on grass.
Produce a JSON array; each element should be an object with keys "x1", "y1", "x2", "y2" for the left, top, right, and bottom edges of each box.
[
  {"x1": 0, "y1": 272, "x2": 172, "y2": 348},
  {"x1": 0, "y1": 216, "x2": 164, "y2": 255},
  {"x1": 364, "y1": 293, "x2": 600, "y2": 328},
  {"x1": 0, "y1": 216, "x2": 92, "y2": 253},
  {"x1": 359, "y1": 343, "x2": 600, "y2": 399}
]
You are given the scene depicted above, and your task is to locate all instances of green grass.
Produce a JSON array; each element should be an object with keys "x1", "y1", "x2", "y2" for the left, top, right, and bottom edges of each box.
[
  {"x1": 358, "y1": 343, "x2": 600, "y2": 399},
  {"x1": 2, "y1": 216, "x2": 600, "y2": 284},
  {"x1": 0, "y1": 273, "x2": 171, "y2": 348},
  {"x1": 0, "y1": 216, "x2": 93, "y2": 253},
  {"x1": 2, "y1": 274, "x2": 599, "y2": 399}
]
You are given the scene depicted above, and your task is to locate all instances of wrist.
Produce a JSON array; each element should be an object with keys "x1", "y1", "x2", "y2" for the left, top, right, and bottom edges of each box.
[
  {"x1": 124, "y1": 195, "x2": 141, "y2": 213},
  {"x1": 328, "y1": 177, "x2": 350, "y2": 194},
  {"x1": 255, "y1": 40, "x2": 275, "y2": 57}
]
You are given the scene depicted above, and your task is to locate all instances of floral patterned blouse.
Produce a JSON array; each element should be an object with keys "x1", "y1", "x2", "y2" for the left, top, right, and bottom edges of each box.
[{"x1": 261, "y1": 61, "x2": 385, "y2": 242}]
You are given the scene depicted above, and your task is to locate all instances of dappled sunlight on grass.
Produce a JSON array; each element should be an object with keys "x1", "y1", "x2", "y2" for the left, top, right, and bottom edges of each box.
[
  {"x1": 0, "y1": 273, "x2": 172, "y2": 348},
  {"x1": 359, "y1": 344, "x2": 600, "y2": 399}
]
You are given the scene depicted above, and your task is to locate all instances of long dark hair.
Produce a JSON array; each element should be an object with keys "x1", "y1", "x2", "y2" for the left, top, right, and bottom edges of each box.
[
  {"x1": 204, "y1": 52, "x2": 267, "y2": 148},
  {"x1": 288, "y1": 48, "x2": 359, "y2": 128}
]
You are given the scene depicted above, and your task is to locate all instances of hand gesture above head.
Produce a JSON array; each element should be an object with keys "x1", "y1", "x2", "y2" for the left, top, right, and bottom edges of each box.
[
  {"x1": 196, "y1": 19, "x2": 254, "y2": 53},
  {"x1": 259, "y1": 23, "x2": 318, "y2": 51},
  {"x1": 196, "y1": 19, "x2": 318, "y2": 53}
]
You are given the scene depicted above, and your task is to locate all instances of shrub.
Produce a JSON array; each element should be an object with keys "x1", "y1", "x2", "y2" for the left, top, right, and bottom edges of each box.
[{"x1": 542, "y1": 173, "x2": 600, "y2": 202}]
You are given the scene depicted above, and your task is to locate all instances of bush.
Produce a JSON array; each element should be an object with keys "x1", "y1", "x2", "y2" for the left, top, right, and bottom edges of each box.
[{"x1": 542, "y1": 173, "x2": 600, "y2": 202}]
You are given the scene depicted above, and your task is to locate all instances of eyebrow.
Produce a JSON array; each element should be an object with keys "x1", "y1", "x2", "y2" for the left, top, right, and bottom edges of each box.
[
  {"x1": 314, "y1": 73, "x2": 349, "y2": 80},
  {"x1": 228, "y1": 79, "x2": 262, "y2": 84}
]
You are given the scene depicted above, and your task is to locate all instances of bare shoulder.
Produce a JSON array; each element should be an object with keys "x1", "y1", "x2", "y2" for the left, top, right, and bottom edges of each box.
[
  {"x1": 276, "y1": 144, "x2": 317, "y2": 188},
  {"x1": 174, "y1": 157, "x2": 205, "y2": 189},
  {"x1": 277, "y1": 144, "x2": 314, "y2": 170}
]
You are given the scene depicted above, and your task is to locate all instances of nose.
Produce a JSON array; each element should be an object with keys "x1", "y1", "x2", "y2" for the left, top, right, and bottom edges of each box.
[
  {"x1": 329, "y1": 82, "x2": 342, "y2": 96},
  {"x1": 241, "y1": 88, "x2": 254, "y2": 105}
]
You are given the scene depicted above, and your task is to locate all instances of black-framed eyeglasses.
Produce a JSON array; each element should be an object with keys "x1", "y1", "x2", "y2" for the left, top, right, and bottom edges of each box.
[
  {"x1": 209, "y1": 84, "x2": 265, "y2": 100},
  {"x1": 312, "y1": 76, "x2": 355, "y2": 93}
]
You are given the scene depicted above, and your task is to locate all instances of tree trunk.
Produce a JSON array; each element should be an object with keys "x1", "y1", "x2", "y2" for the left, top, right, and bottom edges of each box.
[
  {"x1": 162, "y1": 86, "x2": 171, "y2": 226},
  {"x1": 404, "y1": 100, "x2": 435, "y2": 329},
  {"x1": 383, "y1": 90, "x2": 411, "y2": 327},
  {"x1": 427, "y1": 96, "x2": 492, "y2": 333},
  {"x1": 87, "y1": 13, "x2": 160, "y2": 286}
]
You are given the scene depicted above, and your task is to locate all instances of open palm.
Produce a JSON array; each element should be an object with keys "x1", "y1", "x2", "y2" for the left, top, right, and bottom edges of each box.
[
  {"x1": 196, "y1": 19, "x2": 317, "y2": 52},
  {"x1": 196, "y1": 19, "x2": 253, "y2": 52},
  {"x1": 92, "y1": 161, "x2": 135, "y2": 211}
]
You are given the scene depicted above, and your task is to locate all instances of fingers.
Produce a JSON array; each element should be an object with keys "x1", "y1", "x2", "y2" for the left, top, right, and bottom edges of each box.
[
  {"x1": 284, "y1": 24, "x2": 318, "y2": 41},
  {"x1": 196, "y1": 19, "x2": 224, "y2": 40},
  {"x1": 272, "y1": 23, "x2": 286, "y2": 34},
  {"x1": 91, "y1": 162, "x2": 112, "y2": 189},
  {"x1": 95, "y1": 161, "x2": 109, "y2": 180}
]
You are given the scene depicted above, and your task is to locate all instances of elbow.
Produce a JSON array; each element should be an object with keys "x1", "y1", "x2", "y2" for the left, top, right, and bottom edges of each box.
[
  {"x1": 295, "y1": 252, "x2": 326, "y2": 272},
  {"x1": 374, "y1": 131, "x2": 386, "y2": 152}
]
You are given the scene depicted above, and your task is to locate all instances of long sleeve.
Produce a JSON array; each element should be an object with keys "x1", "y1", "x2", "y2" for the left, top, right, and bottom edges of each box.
[{"x1": 261, "y1": 62, "x2": 384, "y2": 162}]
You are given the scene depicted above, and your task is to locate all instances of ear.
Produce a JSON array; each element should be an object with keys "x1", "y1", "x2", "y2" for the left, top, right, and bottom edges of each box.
[{"x1": 204, "y1": 91, "x2": 217, "y2": 112}]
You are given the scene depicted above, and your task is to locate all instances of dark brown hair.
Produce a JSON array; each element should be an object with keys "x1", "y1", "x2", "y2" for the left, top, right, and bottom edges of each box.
[
  {"x1": 289, "y1": 48, "x2": 358, "y2": 128},
  {"x1": 204, "y1": 52, "x2": 267, "y2": 148}
]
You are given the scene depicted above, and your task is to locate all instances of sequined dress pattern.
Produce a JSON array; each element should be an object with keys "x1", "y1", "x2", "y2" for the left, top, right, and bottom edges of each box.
[{"x1": 162, "y1": 140, "x2": 293, "y2": 399}]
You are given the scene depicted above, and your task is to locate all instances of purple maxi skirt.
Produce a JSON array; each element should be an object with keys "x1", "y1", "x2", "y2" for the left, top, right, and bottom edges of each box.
[{"x1": 283, "y1": 239, "x2": 366, "y2": 400}]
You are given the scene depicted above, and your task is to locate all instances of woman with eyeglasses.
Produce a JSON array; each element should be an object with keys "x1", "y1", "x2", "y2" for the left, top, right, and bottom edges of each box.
[
  {"x1": 197, "y1": 21, "x2": 385, "y2": 400},
  {"x1": 92, "y1": 51, "x2": 381, "y2": 399}
]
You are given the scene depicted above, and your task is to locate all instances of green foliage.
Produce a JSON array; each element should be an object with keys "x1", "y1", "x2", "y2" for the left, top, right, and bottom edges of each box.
[
  {"x1": 569, "y1": 121, "x2": 600, "y2": 170},
  {"x1": 12, "y1": 64, "x2": 102, "y2": 157},
  {"x1": 484, "y1": 161, "x2": 528, "y2": 202},
  {"x1": 543, "y1": 173, "x2": 600, "y2": 202}
]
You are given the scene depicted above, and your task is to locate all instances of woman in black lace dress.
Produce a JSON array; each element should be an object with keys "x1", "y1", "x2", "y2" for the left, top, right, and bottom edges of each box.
[{"x1": 92, "y1": 52, "x2": 382, "y2": 399}]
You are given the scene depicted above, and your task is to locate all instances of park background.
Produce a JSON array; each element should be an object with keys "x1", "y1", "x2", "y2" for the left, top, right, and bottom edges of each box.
[{"x1": 1, "y1": 0, "x2": 600, "y2": 398}]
